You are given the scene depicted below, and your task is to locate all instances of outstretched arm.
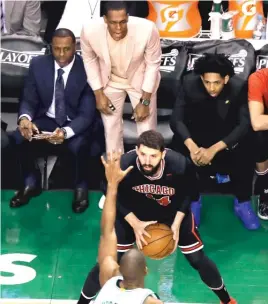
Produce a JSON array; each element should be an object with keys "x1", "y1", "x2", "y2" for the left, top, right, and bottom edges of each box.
[{"x1": 98, "y1": 151, "x2": 133, "y2": 286}]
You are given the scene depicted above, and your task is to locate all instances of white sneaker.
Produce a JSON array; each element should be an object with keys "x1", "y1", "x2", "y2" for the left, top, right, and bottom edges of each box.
[
  {"x1": 98, "y1": 195, "x2": 106, "y2": 209},
  {"x1": 257, "y1": 197, "x2": 268, "y2": 220}
]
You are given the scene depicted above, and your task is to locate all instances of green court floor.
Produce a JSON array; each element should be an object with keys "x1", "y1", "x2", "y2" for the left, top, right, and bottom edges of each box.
[{"x1": 1, "y1": 190, "x2": 268, "y2": 304}]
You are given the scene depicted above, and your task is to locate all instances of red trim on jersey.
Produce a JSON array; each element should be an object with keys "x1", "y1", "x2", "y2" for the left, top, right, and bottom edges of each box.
[
  {"x1": 191, "y1": 213, "x2": 202, "y2": 244},
  {"x1": 180, "y1": 242, "x2": 203, "y2": 253},
  {"x1": 180, "y1": 213, "x2": 203, "y2": 254},
  {"x1": 117, "y1": 244, "x2": 134, "y2": 251}
]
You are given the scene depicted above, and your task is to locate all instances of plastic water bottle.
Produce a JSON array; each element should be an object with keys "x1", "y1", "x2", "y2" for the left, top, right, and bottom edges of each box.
[
  {"x1": 253, "y1": 14, "x2": 265, "y2": 40},
  {"x1": 212, "y1": 0, "x2": 223, "y2": 13},
  {"x1": 209, "y1": 12, "x2": 222, "y2": 39}
]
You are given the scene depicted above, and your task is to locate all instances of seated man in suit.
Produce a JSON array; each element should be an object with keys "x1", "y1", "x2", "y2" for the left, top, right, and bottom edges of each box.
[
  {"x1": 248, "y1": 68, "x2": 268, "y2": 220},
  {"x1": 11, "y1": 28, "x2": 101, "y2": 213},
  {"x1": 170, "y1": 54, "x2": 260, "y2": 230},
  {"x1": 1, "y1": 0, "x2": 41, "y2": 36},
  {"x1": 1, "y1": 121, "x2": 9, "y2": 149}
]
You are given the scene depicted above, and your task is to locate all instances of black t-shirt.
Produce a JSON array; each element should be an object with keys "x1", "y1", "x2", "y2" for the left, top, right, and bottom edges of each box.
[{"x1": 117, "y1": 149, "x2": 196, "y2": 222}]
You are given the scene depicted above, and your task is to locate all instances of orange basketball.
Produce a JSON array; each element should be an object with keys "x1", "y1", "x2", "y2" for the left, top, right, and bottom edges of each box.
[{"x1": 141, "y1": 223, "x2": 175, "y2": 260}]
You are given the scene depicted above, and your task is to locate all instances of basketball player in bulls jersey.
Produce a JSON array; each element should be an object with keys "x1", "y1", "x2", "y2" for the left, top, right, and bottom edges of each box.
[
  {"x1": 92, "y1": 151, "x2": 162, "y2": 304},
  {"x1": 77, "y1": 131, "x2": 236, "y2": 304}
]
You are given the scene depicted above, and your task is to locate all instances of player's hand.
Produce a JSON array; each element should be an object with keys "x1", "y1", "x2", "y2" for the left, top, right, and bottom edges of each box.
[
  {"x1": 170, "y1": 222, "x2": 180, "y2": 254},
  {"x1": 101, "y1": 151, "x2": 133, "y2": 185},
  {"x1": 133, "y1": 220, "x2": 157, "y2": 250},
  {"x1": 132, "y1": 103, "x2": 149, "y2": 122},
  {"x1": 96, "y1": 93, "x2": 113, "y2": 115},
  {"x1": 19, "y1": 118, "x2": 39, "y2": 141},
  {"x1": 46, "y1": 128, "x2": 65, "y2": 145},
  {"x1": 195, "y1": 147, "x2": 216, "y2": 166}
]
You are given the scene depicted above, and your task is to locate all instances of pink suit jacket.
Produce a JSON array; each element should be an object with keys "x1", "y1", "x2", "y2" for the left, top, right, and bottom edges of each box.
[{"x1": 80, "y1": 16, "x2": 162, "y2": 94}]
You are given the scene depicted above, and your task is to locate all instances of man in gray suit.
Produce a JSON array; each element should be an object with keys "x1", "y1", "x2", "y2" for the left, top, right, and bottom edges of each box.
[{"x1": 1, "y1": 0, "x2": 41, "y2": 36}]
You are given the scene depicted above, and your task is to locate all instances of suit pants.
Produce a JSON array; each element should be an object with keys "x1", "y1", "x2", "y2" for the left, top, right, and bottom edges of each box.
[
  {"x1": 172, "y1": 136, "x2": 255, "y2": 202},
  {"x1": 12, "y1": 116, "x2": 92, "y2": 188},
  {"x1": 102, "y1": 85, "x2": 157, "y2": 152},
  {"x1": 254, "y1": 130, "x2": 268, "y2": 163}
]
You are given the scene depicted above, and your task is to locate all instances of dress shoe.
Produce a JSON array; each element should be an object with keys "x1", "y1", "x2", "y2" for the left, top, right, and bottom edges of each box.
[
  {"x1": 72, "y1": 188, "x2": 89, "y2": 213},
  {"x1": 10, "y1": 186, "x2": 42, "y2": 208}
]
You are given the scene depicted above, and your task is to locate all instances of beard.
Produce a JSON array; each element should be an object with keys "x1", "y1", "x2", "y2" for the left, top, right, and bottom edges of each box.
[{"x1": 138, "y1": 159, "x2": 162, "y2": 177}]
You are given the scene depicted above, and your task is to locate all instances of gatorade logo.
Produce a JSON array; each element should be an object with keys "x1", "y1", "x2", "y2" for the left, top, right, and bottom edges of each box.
[
  {"x1": 147, "y1": 1, "x2": 201, "y2": 37},
  {"x1": 154, "y1": 2, "x2": 192, "y2": 32},
  {"x1": 229, "y1": 0, "x2": 264, "y2": 36},
  {"x1": 160, "y1": 49, "x2": 179, "y2": 73},
  {"x1": 165, "y1": 7, "x2": 180, "y2": 22},
  {"x1": 187, "y1": 49, "x2": 248, "y2": 74},
  {"x1": 256, "y1": 55, "x2": 268, "y2": 70},
  {"x1": 241, "y1": 0, "x2": 256, "y2": 16}
]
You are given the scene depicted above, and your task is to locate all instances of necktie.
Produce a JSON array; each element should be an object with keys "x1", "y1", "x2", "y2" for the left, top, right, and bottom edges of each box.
[
  {"x1": 0, "y1": 0, "x2": 4, "y2": 33},
  {"x1": 55, "y1": 68, "x2": 66, "y2": 127}
]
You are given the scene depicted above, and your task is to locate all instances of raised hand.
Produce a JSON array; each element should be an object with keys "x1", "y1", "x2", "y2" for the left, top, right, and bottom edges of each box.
[{"x1": 101, "y1": 150, "x2": 133, "y2": 185}]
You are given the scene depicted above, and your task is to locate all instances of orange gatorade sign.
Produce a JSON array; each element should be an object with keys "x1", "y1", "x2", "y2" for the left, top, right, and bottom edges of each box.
[
  {"x1": 229, "y1": 0, "x2": 264, "y2": 38},
  {"x1": 147, "y1": 0, "x2": 201, "y2": 38}
]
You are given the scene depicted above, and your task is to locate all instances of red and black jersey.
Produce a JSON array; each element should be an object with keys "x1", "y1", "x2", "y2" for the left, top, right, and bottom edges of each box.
[{"x1": 117, "y1": 149, "x2": 197, "y2": 222}]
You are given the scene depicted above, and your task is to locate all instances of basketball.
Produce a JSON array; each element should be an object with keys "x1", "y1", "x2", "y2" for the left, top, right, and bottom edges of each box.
[{"x1": 141, "y1": 223, "x2": 175, "y2": 260}]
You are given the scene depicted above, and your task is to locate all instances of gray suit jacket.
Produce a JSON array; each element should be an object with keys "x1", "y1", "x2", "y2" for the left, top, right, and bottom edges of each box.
[{"x1": 3, "y1": 1, "x2": 41, "y2": 36}]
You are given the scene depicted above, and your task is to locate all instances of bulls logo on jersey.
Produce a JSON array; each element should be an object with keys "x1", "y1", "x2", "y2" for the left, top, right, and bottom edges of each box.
[
  {"x1": 132, "y1": 184, "x2": 175, "y2": 207},
  {"x1": 146, "y1": 194, "x2": 171, "y2": 206}
]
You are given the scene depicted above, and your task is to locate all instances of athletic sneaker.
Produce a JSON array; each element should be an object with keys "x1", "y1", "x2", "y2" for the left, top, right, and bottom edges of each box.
[
  {"x1": 257, "y1": 197, "x2": 268, "y2": 220},
  {"x1": 98, "y1": 195, "x2": 106, "y2": 209},
  {"x1": 220, "y1": 297, "x2": 237, "y2": 304},
  {"x1": 234, "y1": 199, "x2": 260, "y2": 230}
]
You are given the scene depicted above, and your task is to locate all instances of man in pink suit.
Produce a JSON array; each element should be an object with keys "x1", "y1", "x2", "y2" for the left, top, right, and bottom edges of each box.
[{"x1": 80, "y1": 1, "x2": 161, "y2": 152}]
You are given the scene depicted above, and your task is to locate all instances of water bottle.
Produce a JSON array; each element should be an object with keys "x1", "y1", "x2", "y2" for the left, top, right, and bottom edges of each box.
[
  {"x1": 253, "y1": 14, "x2": 265, "y2": 40},
  {"x1": 212, "y1": 0, "x2": 223, "y2": 13}
]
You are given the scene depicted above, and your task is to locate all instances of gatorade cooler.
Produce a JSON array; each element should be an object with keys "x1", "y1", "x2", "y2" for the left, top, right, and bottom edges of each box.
[
  {"x1": 229, "y1": 0, "x2": 264, "y2": 38},
  {"x1": 147, "y1": 0, "x2": 202, "y2": 38}
]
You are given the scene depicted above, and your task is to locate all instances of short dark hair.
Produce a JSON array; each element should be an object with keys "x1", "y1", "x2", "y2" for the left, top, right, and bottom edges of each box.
[
  {"x1": 194, "y1": 53, "x2": 235, "y2": 78},
  {"x1": 103, "y1": 1, "x2": 128, "y2": 16},
  {"x1": 52, "y1": 28, "x2": 76, "y2": 44},
  {"x1": 137, "y1": 130, "x2": 165, "y2": 152}
]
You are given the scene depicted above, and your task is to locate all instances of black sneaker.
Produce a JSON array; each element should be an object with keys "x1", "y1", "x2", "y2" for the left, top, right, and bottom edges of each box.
[{"x1": 257, "y1": 197, "x2": 268, "y2": 220}]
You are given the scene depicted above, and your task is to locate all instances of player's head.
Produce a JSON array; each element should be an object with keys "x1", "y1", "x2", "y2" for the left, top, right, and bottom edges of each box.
[
  {"x1": 194, "y1": 53, "x2": 235, "y2": 98},
  {"x1": 119, "y1": 249, "x2": 148, "y2": 287},
  {"x1": 51, "y1": 28, "x2": 76, "y2": 68},
  {"x1": 103, "y1": 1, "x2": 128, "y2": 41},
  {"x1": 136, "y1": 130, "x2": 166, "y2": 176}
]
